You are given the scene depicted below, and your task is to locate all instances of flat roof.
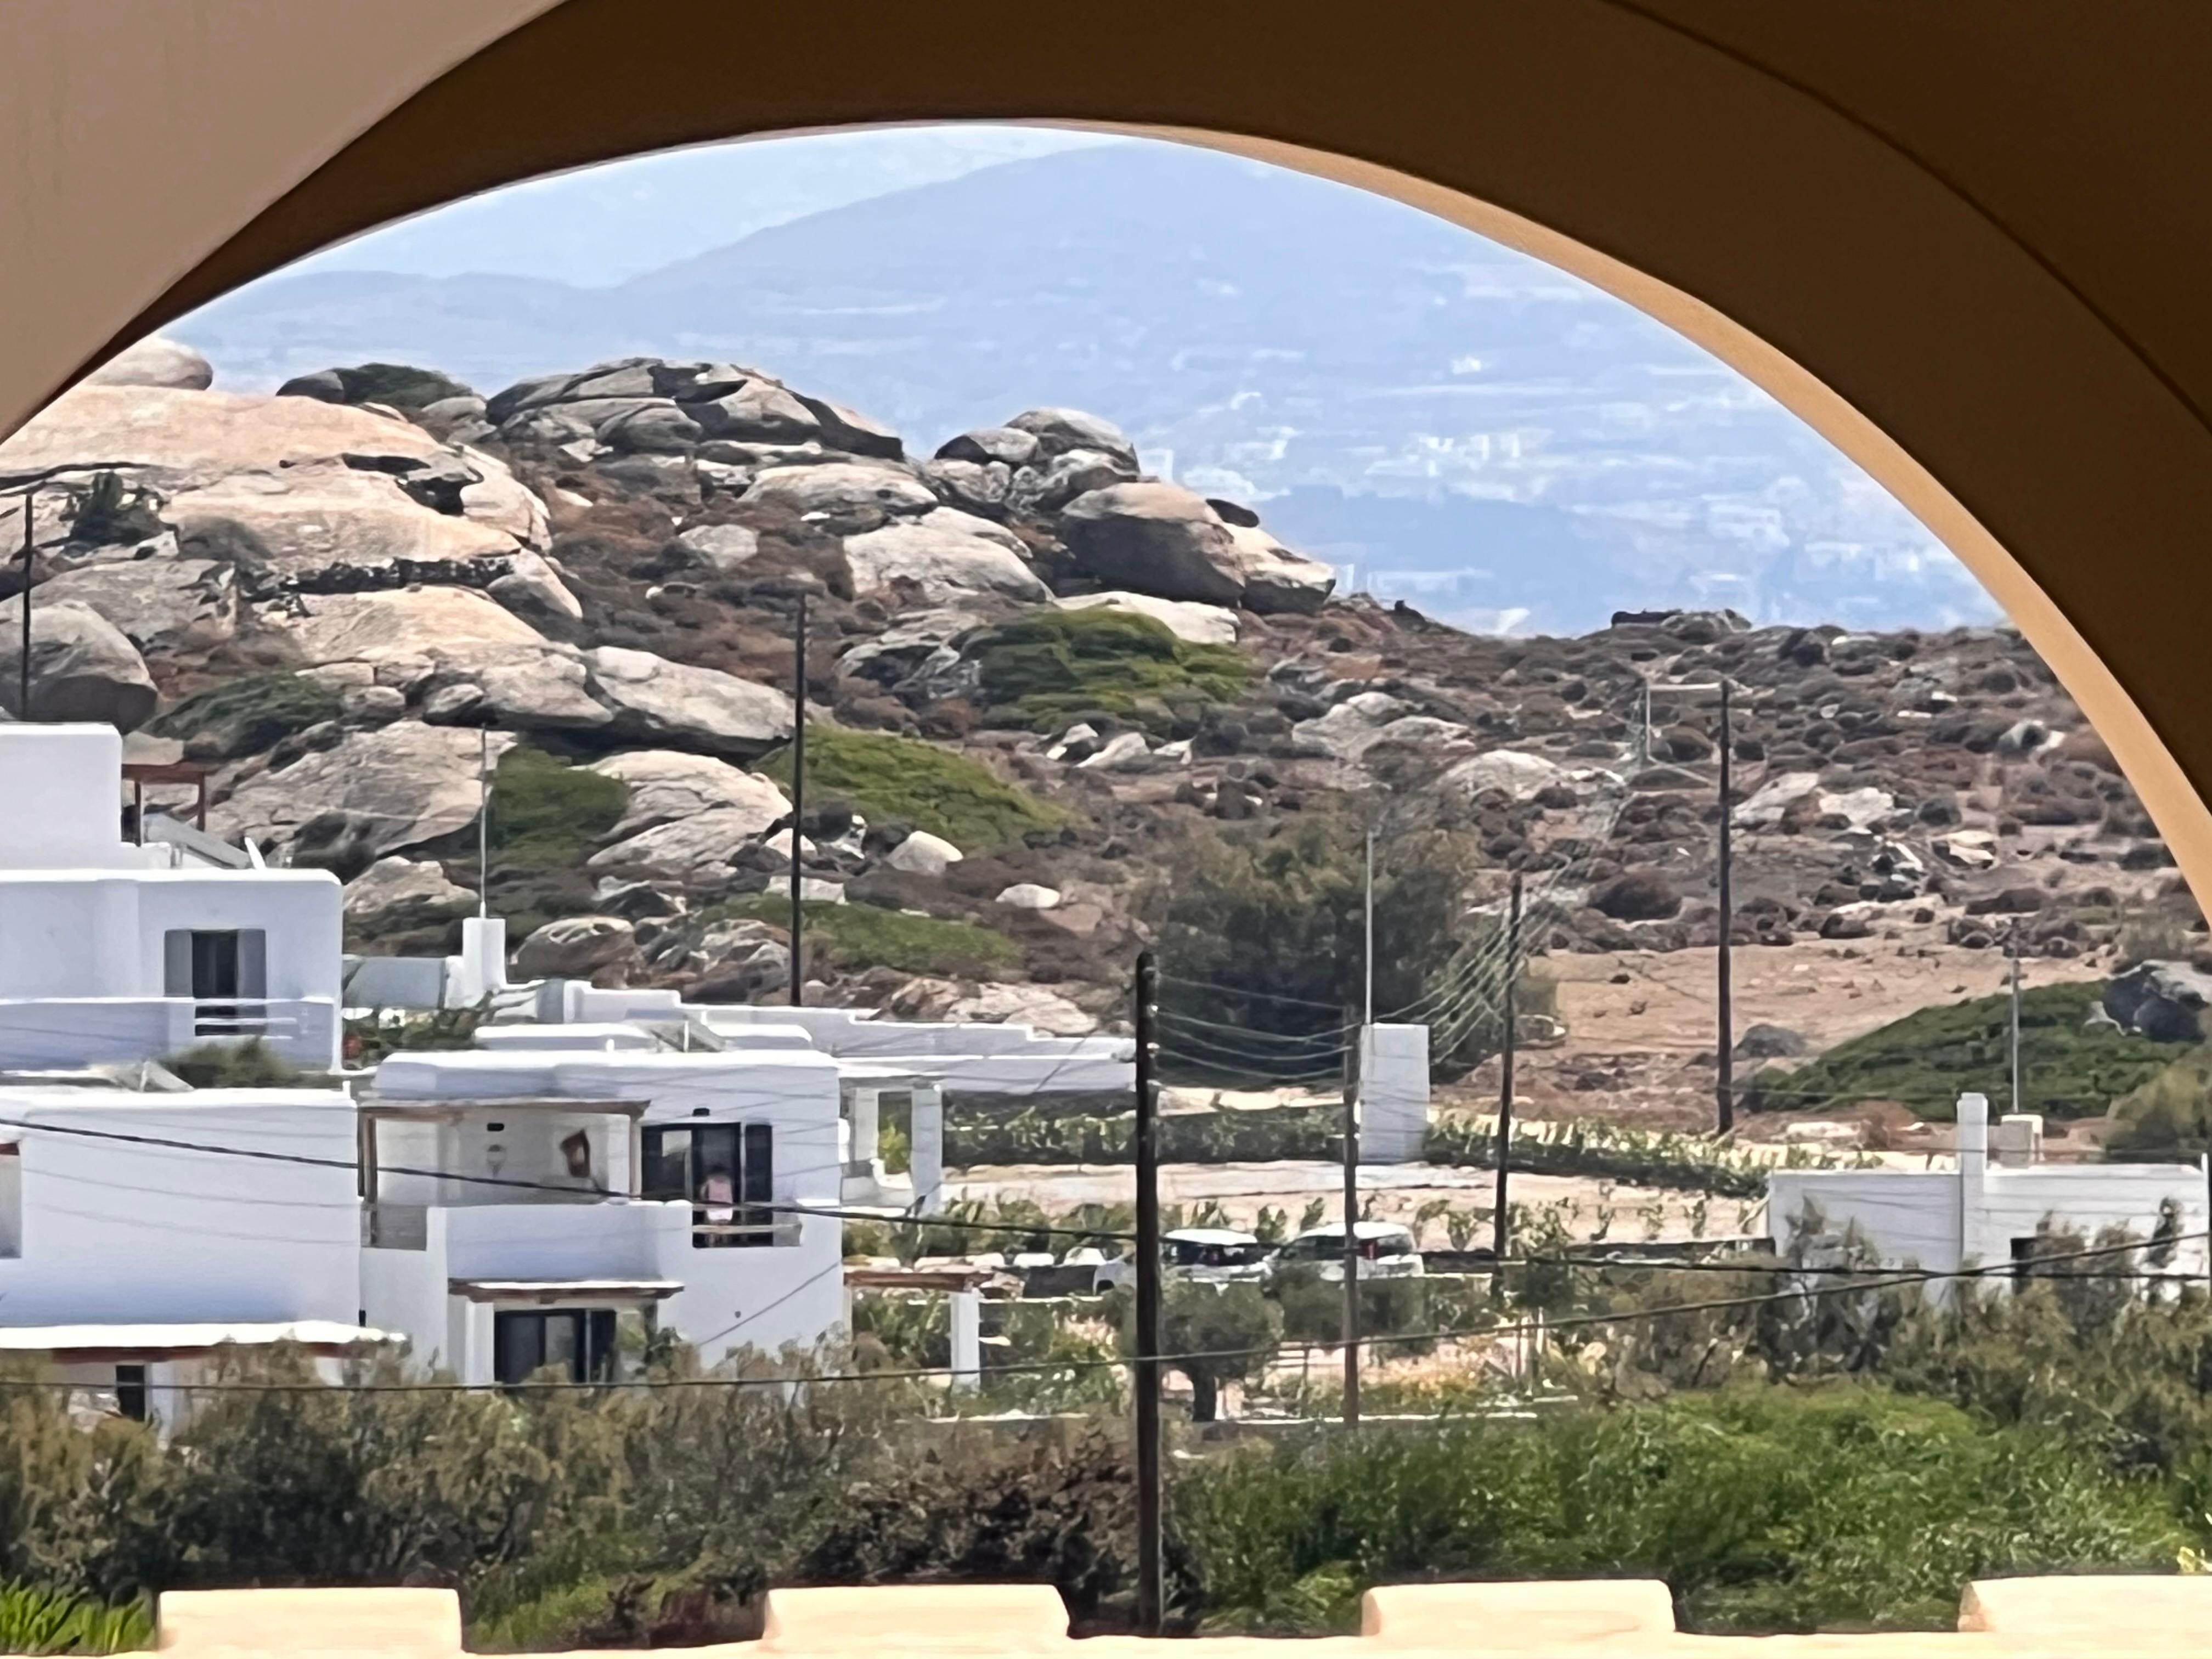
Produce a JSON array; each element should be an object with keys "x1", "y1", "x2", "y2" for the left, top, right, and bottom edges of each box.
[{"x1": 0, "y1": 1319, "x2": 399, "y2": 1357}]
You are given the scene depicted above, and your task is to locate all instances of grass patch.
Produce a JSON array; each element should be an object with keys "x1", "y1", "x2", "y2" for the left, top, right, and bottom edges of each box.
[
  {"x1": 969, "y1": 607, "x2": 1247, "y2": 731},
  {"x1": 160, "y1": 1039, "x2": 304, "y2": 1090},
  {"x1": 1741, "y1": 981, "x2": 2172, "y2": 1120},
  {"x1": 2107, "y1": 1044, "x2": 2212, "y2": 1156},
  {"x1": 760, "y1": 725, "x2": 1064, "y2": 851},
  {"x1": 151, "y1": 672, "x2": 343, "y2": 761},
  {"x1": 487, "y1": 745, "x2": 627, "y2": 865},
  {"x1": 710, "y1": 895, "x2": 1016, "y2": 978}
]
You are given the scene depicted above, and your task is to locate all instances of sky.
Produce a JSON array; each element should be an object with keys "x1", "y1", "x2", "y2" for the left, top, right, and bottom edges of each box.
[{"x1": 294, "y1": 125, "x2": 1120, "y2": 287}]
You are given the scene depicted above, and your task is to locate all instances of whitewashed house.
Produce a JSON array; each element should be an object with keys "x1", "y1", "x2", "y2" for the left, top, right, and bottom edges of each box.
[
  {"x1": 363, "y1": 1046, "x2": 849, "y2": 1374},
  {"x1": 0, "y1": 1087, "x2": 392, "y2": 1419},
  {"x1": 1768, "y1": 1091, "x2": 2209, "y2": 1293},
  {"x1": 0, "y1": 725, "x2": 342, "y2": 1070}
]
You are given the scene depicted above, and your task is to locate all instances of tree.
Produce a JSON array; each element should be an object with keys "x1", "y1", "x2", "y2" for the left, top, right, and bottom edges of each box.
[
  {"x1": 1149, "y1": 812, "x2": 1549, "y2": 1078},
  {"x1": 1152, "y1": 1281, "x2": 1282, "y2": 1424}
]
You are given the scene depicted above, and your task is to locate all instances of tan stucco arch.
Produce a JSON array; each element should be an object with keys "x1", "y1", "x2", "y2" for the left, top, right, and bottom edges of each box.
[{"x1": 8, "y1": 2, "x2": 2212, "y2": 899}]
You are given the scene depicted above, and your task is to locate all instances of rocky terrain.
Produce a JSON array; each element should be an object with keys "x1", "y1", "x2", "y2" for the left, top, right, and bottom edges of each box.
[{"x1": 1, "y1": 336, "x2": 2197, "y2": 1058}]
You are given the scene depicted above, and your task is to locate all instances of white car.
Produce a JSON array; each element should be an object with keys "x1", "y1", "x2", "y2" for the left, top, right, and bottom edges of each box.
[
  {"x1": 1091, "y1": 1227, "x2": 1273, "y2": 1291},
  {"x1": 1276, "y1": 1221, "x2": 1425, "y2": 1282}
]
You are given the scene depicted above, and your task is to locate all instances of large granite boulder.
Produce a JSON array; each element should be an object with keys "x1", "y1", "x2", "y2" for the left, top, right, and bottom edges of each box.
[
  {"x1": 1223, "y1": 522, "x2": 1335, "y2": 614},
  {"x1": 216, "y1": 722, "x2": 515, "y2": 859},
  {"x1": 1005, "y1": 408, "x2": 1139, "y2": 471},
  {"x1": 343, "y1": 855, "x2": 476, "y2": 930},
  {"x1": 587, "y1": 750, "x2": 791, "y2": 840},
  {"x1": 34, "y1": 554, "x2": 238, "y2": 654},
  {"x1": 280, "y1": 586, "x2": 547, "y2": 669},
  {"x1": 0, "y1": 598, "x2": 158, "y2": 729},
  {"x1": 2104, "y1": 961, "x2": 2212, "y2": 1043},
  {"x1": 741, "y1": 461, "x2": 936, "y2": 528},
  {"x1": 841, "y1": 521, "x2": 1048, "y2": 603},
  {"x1": 1059, "y1": 482, "x2": 1245, "y2": 606},
  {"x1": 82, "y1": 335, "x2": 213, "y2": 391},
  {"x1": 582, "y1": 646, "x2": 794, "y2": 759},
  {"x1": 514, "y1": 915, "x2": 640, "y2": 983}
]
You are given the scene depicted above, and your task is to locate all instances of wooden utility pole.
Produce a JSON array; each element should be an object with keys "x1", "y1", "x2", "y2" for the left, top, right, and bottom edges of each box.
[
  {"x1": 1493, "y1": 871, "x2": 1523, "y2": 1263},
  {"x1": 1132, "y1": 950, "x2": 1164, "y2": 1634},
  {"x1": 1716, "y1": 679, "x2": 1735, "y2": 1133},
  {"x1": 788, "y1": 591, "x2": 808, "y2": 1007}
]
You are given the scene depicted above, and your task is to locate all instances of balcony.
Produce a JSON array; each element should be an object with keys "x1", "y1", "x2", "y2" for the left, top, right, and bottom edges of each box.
[{"x1": 0, "y1": 996, "x2": 338, "y2": 1069}]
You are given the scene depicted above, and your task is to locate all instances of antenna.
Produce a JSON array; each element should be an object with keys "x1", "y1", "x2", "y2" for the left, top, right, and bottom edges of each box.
[{"x1": 477, "y1": 726, "x2": 490, "y2": 918}]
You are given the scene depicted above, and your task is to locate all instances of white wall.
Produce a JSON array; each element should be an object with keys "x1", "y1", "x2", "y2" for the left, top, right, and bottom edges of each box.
[
  {"x1": 369, "y1": 1049, "x2": 850, "y2": 1363},
  {"x1": 1769, "y1": 1163, "x2": 2210, "y2": 1291},
  {"x1": 0, "y1": 726, "x2": 140, "y2": 869},
  {"x1": 0, "y1": 1090, "x2": 362, "y2": 1325}
]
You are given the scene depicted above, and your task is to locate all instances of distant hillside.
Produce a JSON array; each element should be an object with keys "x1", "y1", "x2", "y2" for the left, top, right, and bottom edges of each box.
[{"x1": 176, "y1": 141, "x2": 1994, "y2": 635}]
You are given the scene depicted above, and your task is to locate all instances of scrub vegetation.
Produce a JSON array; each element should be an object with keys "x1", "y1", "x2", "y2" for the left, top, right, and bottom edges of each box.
[
  {"x1": 707, "y1": 895, "x2": 1017, "y2": 979},
  {"x1": 1738, "y1": 983, "x2": 2172, "y2": 1120},
  {"x1": 969, "y1": 608, "x2": 1248, "y2": 733},
  {"x1": 761, "y1": 726, "x2": 1067, "y2": 852}
]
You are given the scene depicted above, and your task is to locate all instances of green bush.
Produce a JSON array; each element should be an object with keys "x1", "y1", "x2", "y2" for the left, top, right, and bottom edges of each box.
[
  {"x1": 2106, "y1": 1044, "x2": 2212, "y2": 1156},
  {"x1": 159, "y1": 1040, "x2": 302, "y2": 1090},
  {"x1": 486, "y1": 746, "x2": 627, "y2": 865},
  {"x1": 709, "y1": 896, "x2": 1015, "y2": 979},
  {"x1": 314, "y1": 363, "x2": 474, "y2": 413},
  {"x1": 1173, "y1": 1386, "x2": 2180, "y2": 1635},
  {"x1": 1739, "y1": 982, "x2": 2170, "y2": 1120},
  {"x1": 969, "y1": 608, "x2": 1248, "y2": 732},
  {"x1": 761, "y1": 726, "x2": 1066, "y2": 852},
  {"x1": 944, "y1": 1104, "x2": 1339, "y2": 1166},
  {"x1": 151, "y1": 673, "x2": 343, "y2": 761},
  {"x1": 1424, "y1": 1115, "x2": 1784, "y2": 1198}
]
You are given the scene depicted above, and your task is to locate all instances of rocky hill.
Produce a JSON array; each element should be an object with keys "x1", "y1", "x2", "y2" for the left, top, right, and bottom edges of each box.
[{"x1": 0, "y1": 336, "x2": 2196, "y2": 1052}]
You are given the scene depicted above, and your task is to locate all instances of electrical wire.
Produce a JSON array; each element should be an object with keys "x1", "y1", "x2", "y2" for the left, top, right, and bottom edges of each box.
[{"x1": 1, "y1": 1228, "x2": 2188, "y2": 1397}]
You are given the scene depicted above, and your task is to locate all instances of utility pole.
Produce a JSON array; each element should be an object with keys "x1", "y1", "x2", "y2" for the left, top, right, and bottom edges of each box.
[
  {"x1": 1132, "y1": 950, "x2": 1164, "y2": 1635},
  {"x1": 2008, "y1": 920, "x2": 2023, "y2": 1120},
  {"x1": 1343, "y1": 826, "x2": 1374, "y2": 1428},
  {"x1": 788, "y1": 590, "x2": 808, "y2": 1007},
  {"x1": 1493, "y1": 871, "x2": 1523, "y2": 1263},
  {"x1": 1716, "y1": 678, "x2": 1735, "y2": 1133}
]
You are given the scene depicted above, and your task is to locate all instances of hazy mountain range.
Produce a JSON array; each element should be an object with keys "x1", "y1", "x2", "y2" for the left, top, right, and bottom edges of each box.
[{"x1": 176, "y1": 137, "x2": 1996, "y2": 636}]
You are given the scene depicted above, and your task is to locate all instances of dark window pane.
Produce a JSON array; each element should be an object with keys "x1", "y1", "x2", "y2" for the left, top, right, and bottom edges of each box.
[
  {"x1": 115, "y1": 1364, "x2": 148, "y2": 1422},
  {"x1": 641, "y1": 1128, "x2": 690, "y2": 1200},
  {"x1": 494, "y1": 1311, "x2": 546, "y2": 1385},
  {"x1": 586, "y1": 1310, "x2": 618, "y2": 1381}
]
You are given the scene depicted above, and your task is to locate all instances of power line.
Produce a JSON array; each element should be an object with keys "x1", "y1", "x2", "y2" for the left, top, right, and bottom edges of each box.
[{"x1": 0, "y1": 1228, "x2": 2185, "y2": 1397}]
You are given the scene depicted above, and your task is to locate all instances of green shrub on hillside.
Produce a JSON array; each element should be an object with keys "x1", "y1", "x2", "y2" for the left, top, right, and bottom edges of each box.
[
  {"x1": 760, "y1": 726, "x2": 1064, "y2": 851},
  {"x1": 710, "y1": 896, "x2": 1015, "y2": 979},
  {"x1": 314, "y1": 362, "x2": 473, "y2": 413},
  {"x1": 151, "y1": 673, "x2": 343, "y2": 761},
  {"x1": 969, "y1": 608, "x2": 1248, "y2": 732},
  {"x1": 2106, "y1": 1045, "x2": 2212, "y2": 1156},
  {"x1": 486, "y1": 746, "x2": 627, "y2": 865},
  {"x1": 1739, "y1": 981, "x2": 2170, "y2": 1120}
]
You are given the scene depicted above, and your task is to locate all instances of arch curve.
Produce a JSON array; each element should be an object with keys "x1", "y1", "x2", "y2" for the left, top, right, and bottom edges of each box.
[{"x1": 18, "y1": 1, "x2": 2212, "y2": 895}]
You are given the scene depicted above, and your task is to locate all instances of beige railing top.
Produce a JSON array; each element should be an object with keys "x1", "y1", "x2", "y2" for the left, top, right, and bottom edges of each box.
[{"x1": 119, "y1": 1578, "x2": 2211, "y2": 1659}]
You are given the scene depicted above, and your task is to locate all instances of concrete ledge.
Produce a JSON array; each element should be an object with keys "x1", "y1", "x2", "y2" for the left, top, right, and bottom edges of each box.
[
  {"x1": 159, "y1": 1588, "x2": 463, "y2": 1654},
  {"x1": 1362, "y1": 1582, "x2": 1677, "y2": 1645},
  {"x1": 126, "y1": 1578, "x2": 2212, "y2": 1659}
]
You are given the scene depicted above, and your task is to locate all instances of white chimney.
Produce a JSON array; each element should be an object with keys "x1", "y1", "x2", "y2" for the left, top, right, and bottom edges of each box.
[
  {"x1": 1995, "y1": 1113, "x2": 2044, "y2": 1169},
  {"x1": 1957, "y1": 1092, "x2": 1989, "y2": 1183}
]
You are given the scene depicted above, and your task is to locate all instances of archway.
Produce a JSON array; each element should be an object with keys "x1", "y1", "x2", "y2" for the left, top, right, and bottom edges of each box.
[{"x1": 12, "y1": 2, "x2": 2212, "y2": 900}]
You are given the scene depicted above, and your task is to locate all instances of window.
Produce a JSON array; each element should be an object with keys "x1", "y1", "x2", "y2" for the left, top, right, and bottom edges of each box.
[
  {"x1": 114, "y1": 1364, "x2": 148, "y2": 1422},
  {"x1": 2010, "y1": 1236, "x2": 2040, "y2": 1284},
  {"x1": 493, "y1": 1309, "x2": 617, "y2": 1386},
  {"x1": 641, "y1": 1122, "x2": 776, "y2": 1247},
  {"x1": 163, "y1": 928, "x2": 267, "y2": 1034}
]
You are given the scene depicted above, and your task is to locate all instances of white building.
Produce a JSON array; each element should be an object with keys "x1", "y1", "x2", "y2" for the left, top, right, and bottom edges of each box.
[
  {"x1": 364, "y1": 1046, "x2": 850, "y2": 1375},
  {"x1": 1767, "y1": 1092, "x2": 2210, "y2": 1293},
  {"x1": 0, "y1": 1087, "x2": 391, "y2": 1419},
  {"x1": 0, "y1": 725, "x2": 342, "y2": 1070}
]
